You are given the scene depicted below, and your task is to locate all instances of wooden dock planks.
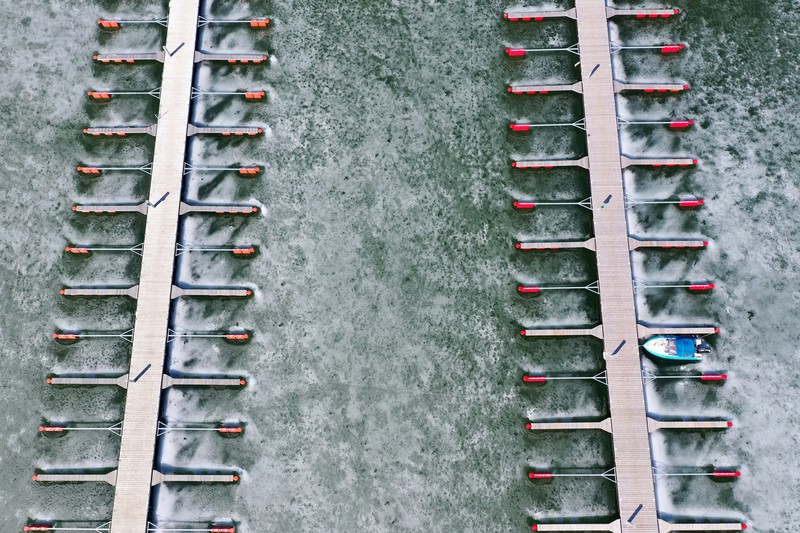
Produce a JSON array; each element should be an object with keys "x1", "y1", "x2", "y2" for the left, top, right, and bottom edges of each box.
[
  {"x1": 574, "y1": 1, "x2": 659, "y2": 530},
  {"x1": 109, "y1": 1, "x2": 201, "y2": 531}
]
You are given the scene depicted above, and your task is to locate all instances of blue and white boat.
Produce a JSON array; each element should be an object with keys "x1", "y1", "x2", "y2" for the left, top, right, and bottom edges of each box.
[{"x1": 642, "y1": 335, "x2": 711, "y2": 363}]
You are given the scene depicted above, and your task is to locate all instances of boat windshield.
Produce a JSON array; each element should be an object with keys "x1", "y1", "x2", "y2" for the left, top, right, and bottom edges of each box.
[{"x1": 675, "y1": 337, "x2": 695, "y2": 357}]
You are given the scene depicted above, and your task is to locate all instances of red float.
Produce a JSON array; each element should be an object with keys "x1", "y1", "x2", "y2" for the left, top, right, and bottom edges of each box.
[
  {"x1": 660, "y1": 44, "x2": 685, "y2": 53},
  {"x1": 523, "y1": 376, "x2": 546, "y2": 383},
  {"x1": 713, "y1": 470, "x2": 741, "y2": 478},
  {"x1": 679, "y1": 199, "x2": 704, "y2": 207},
  {"x1": 517, "y1": 286, "x2": 541, "y2": 294}
]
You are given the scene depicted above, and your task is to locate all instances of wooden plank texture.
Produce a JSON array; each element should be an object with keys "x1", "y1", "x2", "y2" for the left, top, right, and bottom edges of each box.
[
  {"x1": 109, "y1": 1, "x2": 201, "y2": 531},
  {"x1": 574, "y1": 1, "x2": 659, "y2": 531}
]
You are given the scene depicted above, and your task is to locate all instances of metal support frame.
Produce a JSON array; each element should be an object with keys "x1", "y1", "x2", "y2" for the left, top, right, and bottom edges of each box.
[
  {"x1": 156, "y1": 421, "x2": 243, "y2": 437},
  {"x1": 66, "y1": 244, "x2": 144, "y2": 256},
  {"x1": 175, "y1": 243, "x2": 255, "y2": 256},
  {"x1": 506, "y1": 44, "x2": 580, "y2": 56},
  {"x1": 183, "y1": 163, "x2": 260, "y2": 174},
  {"x1": 167, "y1": 329, "x2": 249, "y2": 343},
  {"x1": 88, "y1": 89, "x2": 161, "y2": 99},
  {"x1": 625, "y1": 195, "x2": 703, "y2": 208},
  {"x1": 618, "y1": 118, "x2": 694, "y2": 128},
  {"x1": 77, "y1": 164, "x2": 153, "y2": 175},
  {"x1": 24, "y1": 523, "x2": 111, "y2": 532},
  {"x1": 652, "y1": 465, "x2": 740, "y2": 481},
  {"x1": 97, "y1": 17, "x2": 168, "y2": 27},
  {"x1": 514, "y1": 197, "x2": 592, "y2": 210},
  {"x1": 190, "y1": 88, "x2": 266, "y2": 99},
  {"x1": 523, "y1": 371, "x2": 608, "y2": 385},
  {"x1": 53, "y1": 329, "x2": 134, "y2": 343},
  {"x1": 510, "y1": 119, "x2": 586, "y2": 131},
  {"x1": 507, "y1": 43, "x2": 684, "y2": 57},
  {"x1": 530, "y1": 468, "x2": 617, "y2": 483},
  {"x1": 147, "y1": 523, "x2": 235, "y2": 533},
  {"x1": 39, "y1": 422, "x2": 123, "y2": 437},
  {"x1": 642, "y1": 369, "x2": 727, "y2": 383},
  {"x1": 634, "y1": 280, "x2": 714, "y2": 292},
  {"x1": 197, "y1": 15, "x2": 269, "y2": 28},
  {"x1": 611, "y1": 43, "x2": 685, "y2": 53},
  {"x1": 518, "y1": 281, "x2": 600, "y2": 294}
]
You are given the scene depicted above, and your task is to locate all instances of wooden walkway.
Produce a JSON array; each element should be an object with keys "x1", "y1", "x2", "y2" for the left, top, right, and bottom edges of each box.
[
  {"x1": 109, "y1": 1, "x2": 201, "y2": 531},
  {"x1": 574, "y1": 1, "x2": 658, "y2": 530},
  {"x1": 527, "y1": 418, "x2": 613, "y2": 433}
]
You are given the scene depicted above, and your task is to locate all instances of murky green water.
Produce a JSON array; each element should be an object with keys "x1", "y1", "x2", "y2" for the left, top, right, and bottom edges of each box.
[{"x1": 0, "y1": 0, "x2": 797, "y2": 531}]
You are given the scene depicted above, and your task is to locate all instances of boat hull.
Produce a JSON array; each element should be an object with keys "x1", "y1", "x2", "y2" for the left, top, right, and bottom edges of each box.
[{"x1": 642, "y1": 336, "x2": 703, "y2": 363}]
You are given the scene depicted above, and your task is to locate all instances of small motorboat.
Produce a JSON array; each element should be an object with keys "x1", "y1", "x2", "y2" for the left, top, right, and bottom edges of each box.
[{"x1": 642, "y1": 335, "x2": 711, "y2": 363}]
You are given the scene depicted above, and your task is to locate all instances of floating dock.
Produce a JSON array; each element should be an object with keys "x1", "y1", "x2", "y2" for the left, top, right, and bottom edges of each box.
[
  {"x1": 170, "y1": 286, "x2": 252, "y2": 298},
  {"x1": 83, "y1": 125, "x2": 158, "y2": 136},
  {"x1": 72, "y1": 203, "x2": 149, "y2": 215},
  {"x1": 571, "y1": 3, "x2": 661, "y2": 528},
  {"x1": 507, "y1": 2, "x2": 746, "y2": 531},
  {"x1": 657, "y1": 523, "x2": 744, "y2": 532},
  {"x1": 606, "y1": 8, "x2": 679, "y2": 19},
  {"x1": 614, "y1": 81, "x2": 688, "y2": 93},
  {"x1": 160, "y1": 374, "x2": 246, "y2": 389},
  {"x1": 508, "y1": 81, "x2": 583, "y2": 94},
  {"x1": 149, "y1": 471, "x2": 239, "y2": 485},
  {"x1": 178, "y1": 202, "x2": 259, "y2": 215},
  {"x1": 504, "y1": 8, "x2": 577, "y2": 21},
  {"x1": 94, "y1": 52, "x2": 166, "y2": 63},
  {"x1": 108, "y1": 1, "x2": 204, "y2": 530},
  {"x1": 512, "y1": 157, "x2": 589, "y2": 169},
  {"x1": 33, "y1": 471, "x2": 118, "y2": 485},
  {"x1": 32, "y1": 470, "x2": 239, "y2": 486},
  {"x1": 527, "y1": 419, "x2": 613, "y2": 433},
  {"x1": 509, "y1": 2, "x2": 726, "y2": 531},
  {"x1": 628, "y1": 237, "x2": 708, "y2": 250},
  {"x1": 516, "y1": 238, "x2": 597, "y2": 251},
  {"x1": 194, "y1": 51, "x2": 269, "y2": 63},
  {"x1": 61, "y1": 286, "x2": 140, "y2": 298},
  {"x1": 48, "y1": 375, "x2": 129, "y2": 388},
  {"x1": 620, "y1": 156, "x2": 697, "y2": 168},
  {"x1": 637, "y1": 325, "x2": 718, "y2": 337},
  {"x1": 646, "y1": 419, "x2": 732, "y2": 432},
  {"x1": 521, "y1": 326, "x2": 604, "y2": 338},
  {"x1": 186, "y1": 124, "x2": 263, "y2": 136}
]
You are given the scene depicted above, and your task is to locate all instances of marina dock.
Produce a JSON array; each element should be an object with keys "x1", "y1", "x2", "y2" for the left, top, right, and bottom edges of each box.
[
  {"x1": 108, "y1": 1, "x2": 201, "y2": 530},
  {"x1": 505, "y1": 2, "x2": 743, "y2": 531},
  {"x1": 21, "y1": 1, "x2": 749, "y2": 531},
  {"x1": 563, "y1": 1, "x2": 683, "y2": 529},
  {"x1": 29, "y1": 1, "x2": 269, "y2": 531}
]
